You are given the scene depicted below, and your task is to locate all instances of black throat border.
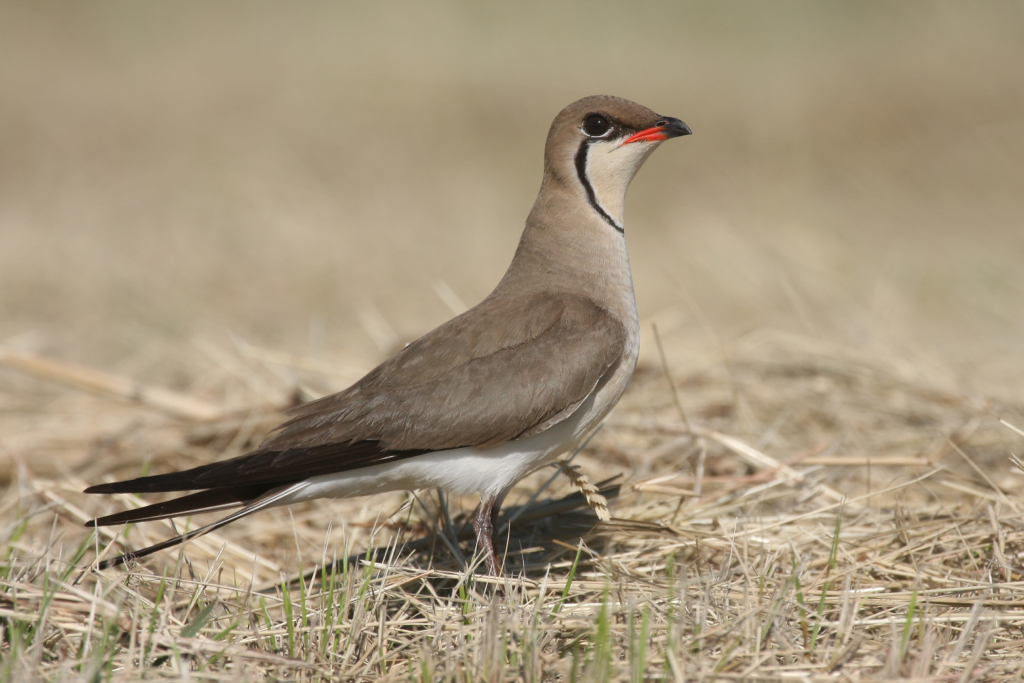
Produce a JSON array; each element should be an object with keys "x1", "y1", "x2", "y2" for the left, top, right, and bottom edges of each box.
[{"x1": 574, "y1": 140, "x2": 624, "y2": 234}]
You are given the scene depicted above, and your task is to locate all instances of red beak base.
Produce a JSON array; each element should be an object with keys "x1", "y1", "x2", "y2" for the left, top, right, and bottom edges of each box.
[
  {"x1": 623, "y1": 127, "x2": 670, "y2": 144},
  {"x1": 623, "y1": 117, "x2": 692, "y2": 145}
]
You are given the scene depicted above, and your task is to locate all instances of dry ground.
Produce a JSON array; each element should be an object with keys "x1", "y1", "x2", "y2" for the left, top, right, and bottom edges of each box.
[
  {"x1": 2, "y1": 2, "x2": 1024, "y2": 681},
  {"x1": 2, "y1": 330, "x2": 1024, "y2": 681}
]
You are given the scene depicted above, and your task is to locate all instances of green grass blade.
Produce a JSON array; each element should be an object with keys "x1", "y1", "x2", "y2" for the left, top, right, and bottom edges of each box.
[{"x1": 181, "y1": 601, "x2": 217, "y2": 639}]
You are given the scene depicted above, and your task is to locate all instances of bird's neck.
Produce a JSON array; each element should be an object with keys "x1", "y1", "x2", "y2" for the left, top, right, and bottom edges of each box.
[{"x1": 495, "y1": 178, "x2": 637, "y2": 324}]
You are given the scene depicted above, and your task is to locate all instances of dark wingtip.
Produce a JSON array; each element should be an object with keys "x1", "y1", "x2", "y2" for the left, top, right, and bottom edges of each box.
[
  {"x1": 83, "y1": 474, "x2": 193, "y2": 495},
  {"x1": 84, "y1": 519, "x2": 98, "y2": 528},
  {"x1": 97, "y1": 553, "x2": 135, "y2": 571}
]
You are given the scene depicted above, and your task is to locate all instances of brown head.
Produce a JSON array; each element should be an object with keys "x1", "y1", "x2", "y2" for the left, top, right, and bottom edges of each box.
[{"x1": 540, "y1": 95, "x2": 691, "y2": 233}]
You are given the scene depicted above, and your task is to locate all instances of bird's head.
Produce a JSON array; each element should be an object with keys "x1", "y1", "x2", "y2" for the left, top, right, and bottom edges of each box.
[{"x1": 543, "y1": 95, "x2": 691, "y2": 233}]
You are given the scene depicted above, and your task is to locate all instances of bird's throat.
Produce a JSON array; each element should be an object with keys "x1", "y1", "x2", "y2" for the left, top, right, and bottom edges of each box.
[{"x1": 574, "y1": 138, "x2": 658, "y2": 233}]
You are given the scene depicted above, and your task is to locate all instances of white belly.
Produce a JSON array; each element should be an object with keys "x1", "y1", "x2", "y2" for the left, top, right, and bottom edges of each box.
[{"x1": 281, "y1": 413, "x2": 580, "y2": 504}]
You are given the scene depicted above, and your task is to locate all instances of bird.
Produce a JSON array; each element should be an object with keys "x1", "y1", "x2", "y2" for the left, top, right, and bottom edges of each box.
[{"x1": 84, "y1": 95, "x2": 691, "y2": 575}]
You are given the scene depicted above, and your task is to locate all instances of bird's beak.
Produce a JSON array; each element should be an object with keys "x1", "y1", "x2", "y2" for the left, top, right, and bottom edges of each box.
[{"x1": 623, "y1": 117, "x2": 692, "y2": 145}]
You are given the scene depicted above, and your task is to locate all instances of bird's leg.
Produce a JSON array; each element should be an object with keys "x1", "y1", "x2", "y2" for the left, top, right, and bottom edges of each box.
[
  {"x1": 491, "y1": 488, "x2": 509, "y2": 548},
  {"x1": 472, "y1": 489, "x2": 511, "y2": 576},
  {"x1": 472, "y1": 496, "x2": 501, "y2": 576}
]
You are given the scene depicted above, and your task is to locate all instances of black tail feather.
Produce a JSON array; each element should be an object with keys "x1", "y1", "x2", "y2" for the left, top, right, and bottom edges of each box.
[
  {"x1": 86, "y1": 485, "x2": 277, "y2": 528},
  {"x1": 94, "y1": 483, "x2": 304, "y2": 570}
]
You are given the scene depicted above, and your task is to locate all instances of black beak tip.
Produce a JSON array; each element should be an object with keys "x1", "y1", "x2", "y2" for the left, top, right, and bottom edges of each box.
[{"x1": 663, "y1": 117, "x2": 692, "y2": 138}]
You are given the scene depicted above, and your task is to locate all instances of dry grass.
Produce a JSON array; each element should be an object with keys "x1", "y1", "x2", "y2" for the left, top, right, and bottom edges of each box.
[{"x1": 2, "y1": 326, "x2": 1023, "y2": 681}]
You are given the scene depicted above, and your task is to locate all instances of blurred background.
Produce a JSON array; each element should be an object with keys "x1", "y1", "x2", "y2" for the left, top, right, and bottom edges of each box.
[{"x1": 1, "y1": 1, "x2": 1022, "y2": 398}]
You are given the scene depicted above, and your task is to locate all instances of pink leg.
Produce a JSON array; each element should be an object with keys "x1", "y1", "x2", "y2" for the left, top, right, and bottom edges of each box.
[{"x1": 472, "y1": 492, "x2": 508, "y2": 576}]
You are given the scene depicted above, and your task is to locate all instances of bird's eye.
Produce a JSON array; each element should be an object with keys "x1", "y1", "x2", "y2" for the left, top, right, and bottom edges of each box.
[{"x1": 583, "y1": 114, "x2": 611, "y2": 137}]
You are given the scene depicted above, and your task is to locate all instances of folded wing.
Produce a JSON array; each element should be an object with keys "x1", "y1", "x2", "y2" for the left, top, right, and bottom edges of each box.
[{"x1": 86, "y1": 293, "x2": 625, "y2": 505}]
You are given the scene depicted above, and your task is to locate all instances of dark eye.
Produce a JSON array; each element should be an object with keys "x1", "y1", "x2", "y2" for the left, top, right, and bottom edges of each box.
[{"x1": 583, "y1": 113, "x2": 611, "y2": 137}]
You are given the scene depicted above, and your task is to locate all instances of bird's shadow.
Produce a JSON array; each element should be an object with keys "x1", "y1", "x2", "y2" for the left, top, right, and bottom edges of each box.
[{"x1": 276, "y1": 480, "x2": 624, "y2": 596}]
